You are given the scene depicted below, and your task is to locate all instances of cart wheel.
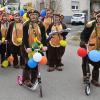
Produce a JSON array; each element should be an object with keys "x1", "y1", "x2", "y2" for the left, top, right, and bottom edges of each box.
[
  {"x1": 17, "y1": 75, "x2": 23, "y2": 85},
  {"x1": 39, "y1": 84, "x2": 43, "y2": 98},
  {"x1": 85, "y1": 84, "x2": 91, "y2": 96}
]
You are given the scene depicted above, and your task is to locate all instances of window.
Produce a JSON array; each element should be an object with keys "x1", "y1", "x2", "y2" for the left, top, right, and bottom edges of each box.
[
  {"x1": 71, "y1": 0, "x2": 79, "y2": 10},
  {"x1": 50, "y1": 0, "x2": 56, "y2": 10},
  {"x1": 72, "y1": 6, "x2": 75, "y2": 9},
  {"x1": 76, "y1": 6, "x2": 78, "y2": 9},
  {"x1": 73, "y1": 14, "x2": 82, "y2": 17},
  {"x1": 40, "y1": 2, "x2": 45, "y2": 10}
]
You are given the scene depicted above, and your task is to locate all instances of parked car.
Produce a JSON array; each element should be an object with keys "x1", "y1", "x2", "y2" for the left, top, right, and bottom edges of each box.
[{"x1": 71, "y1": 13, "x2": 86, "y2": 25}]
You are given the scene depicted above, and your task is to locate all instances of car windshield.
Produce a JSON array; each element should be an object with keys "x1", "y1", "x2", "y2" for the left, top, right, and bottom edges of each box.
[{"x1": 73, "y1": 14, "x2": 82, "y2": 17}]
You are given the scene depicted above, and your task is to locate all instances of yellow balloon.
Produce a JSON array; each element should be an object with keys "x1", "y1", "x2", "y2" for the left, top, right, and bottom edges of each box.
[
  {"x1": 39, "y1": 44, "x2": 43, "y2": 48},
  {"x1": 2, "y1": 60, "x2": 9, "y2": 68},
  {"x1": 23, "y1": 13, "x2": 29, "y2": 21},
  {"x1": 35, "y1": 37, "x2": 41, "y2": 43},
  {"x1": 28, "y1": 52, "x2": 34, "y2": 59},
  {"x1": 17, "y1": 38, "x2": 22, "y2": 43},
  {"x1": 2, "y1": 37, "x2": 5, "y2": 43},
  {"x1": 60, "y1": 40, "x2": 68, "y2": 47}
]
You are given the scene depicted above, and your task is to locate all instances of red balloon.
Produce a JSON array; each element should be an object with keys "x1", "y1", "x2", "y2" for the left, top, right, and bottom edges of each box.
[
  {"x1": 77, "y1": 47, "x2": 87, "y2": 57},
  {"x1": 9, "y1": 15, "x2": 14, "y2": 20}
]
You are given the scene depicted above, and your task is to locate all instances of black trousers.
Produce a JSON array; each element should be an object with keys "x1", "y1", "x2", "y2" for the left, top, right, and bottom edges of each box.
[
  {"x1": 0, "y1": 43, "x2": 7, "y2": 63},
  {"x1": 22, "y1": 50, "x2": 38, "y2": 83},
  {"x1": 23, "y1": 65, "x2": 38, "y2": 83},
  {"x1": 7, "y1": 43, "x2": 25, "y2": 66},
  {"x1": 60, "y1": 46, "x2": 65, "y2": 64},
  {"x1": 48, "y1": 44, "x2": 62, "y2": 67},
  {"x1": 82, "y1": 56, "x2": 100, "y2": 81}
]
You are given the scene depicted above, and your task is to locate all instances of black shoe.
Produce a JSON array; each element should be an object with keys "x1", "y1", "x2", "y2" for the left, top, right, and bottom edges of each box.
[
  {"x1": 59, "y1": 63, "x2": 64, "y2": 66},
  {"x1": 91, "y1": 80, "x2": 100, "y2": 87},
  {"x1": 47, "y1": 67, "x2": 55, "y2": 72},
  {"x1": 14, "y1": 65, "x2": 20, "y2": 69},
  {"x1": 24, "y1": 80, "x2": 33, "y2": 88},
  {"x1": 56, "y1": 67, "x2": 63, "y2": 71}
]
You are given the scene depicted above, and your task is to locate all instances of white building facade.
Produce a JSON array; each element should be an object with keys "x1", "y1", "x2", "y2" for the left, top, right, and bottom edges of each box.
[
  {"x1": 20, "y1": 0, "x2": 90, "y2": 23},
  {"x1": 31, "y1": 0, "x2": 90, "y2": 23}
]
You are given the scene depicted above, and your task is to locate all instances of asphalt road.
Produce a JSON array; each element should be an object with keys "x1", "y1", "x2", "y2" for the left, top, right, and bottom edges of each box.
[
  {"x1": 0, "y1": 25, "x2": 100, "y2": 100},
  {"x1": 0, "y1": 44, "x2": 100, "y2": 100}
]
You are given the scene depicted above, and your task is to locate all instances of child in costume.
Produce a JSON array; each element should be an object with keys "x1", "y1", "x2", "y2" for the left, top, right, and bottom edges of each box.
[{"x1": 22, "y1": 9, "x2": 46, "y2": 87}]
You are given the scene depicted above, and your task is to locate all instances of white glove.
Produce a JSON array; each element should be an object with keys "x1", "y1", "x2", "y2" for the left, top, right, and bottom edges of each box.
[{"x1": 26, "y1": 48, "x2": 32, "y2": 53}]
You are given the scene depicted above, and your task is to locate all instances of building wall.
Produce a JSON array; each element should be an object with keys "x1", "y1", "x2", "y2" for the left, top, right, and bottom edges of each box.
[
  {"x1": 93, "y1": 3, "x2": 100, "y2": 11},
  {"x1": 20, "y1": 0, "x2": 90, "y2": 23},
  {"x1": 61, "y1": 0, "x2": 90, "y2": 23},
  {"x1": 20, "y1": 0, "x2": 32, "y2": 5}
]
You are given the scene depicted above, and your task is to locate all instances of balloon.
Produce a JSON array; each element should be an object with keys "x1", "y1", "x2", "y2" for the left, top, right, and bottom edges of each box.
[
  {"x1": 39, "y1": 44, "x2": 43, "y2": 48},
  {"x1": 23, "y1": 13, "x2": 29, "y2": 21},
  {"x1": 33, "y1": 52, "x2": 42, "y2": 62},
  {"x1": 60, "y1": 40, "x2": 68, "y2": 47},
  {"x1": 17, "y1": 38, "x2": 22, "y2": 43},
  {"x1": 28, "y1": 52, "x2": 34, "y2": 59},
  {"x1": 77, "y1": 47, "x2": 87, "y2": 57},
  {"x1": 8, "y1": 55, "x2": 14, "y2": 63},
  {"x1": 39, "y1": 56, "x2": 47, "y2": 65},
  {"x1": 20, "y1": 9, "x2": 25, "y2": 16},
  {"x1": 2, "y1": 60, "x2": 9, "y2": 68},
  {"x1": 1, "y1": 37, "x2": 5, "y2": 43},
  {"x1": 31, "y1": 42, "x2": 39, "y2": 49},
  {"x1": 40, "y1": 9, "x2": 46, "y2": 17},
  {"x1": 88, "y1": 50, "x2": 100, "y2": 62},
  {"x1": 9, "y1": 15, "x2": 14, "y2": 20},
  {"x1": 27, "y1": 59, "x2": 38, "y2": 69}
]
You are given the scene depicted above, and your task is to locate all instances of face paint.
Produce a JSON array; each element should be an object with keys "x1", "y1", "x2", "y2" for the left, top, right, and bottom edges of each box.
[
  {"x1": 14, "y1": 13, "x2": 20, "y2": 22},
  {"x1": 96, "y1": 15, "x2": 100, "y2": 23},
  {"x1": 2, "y1": 16, "x2": 7, "y2": 23},
  {"x1": 29, "y1": 13, "x2": 39, "y2": 23},
  {"x1": 53, "y1": 15, "x2": 60, "y2": 24}
]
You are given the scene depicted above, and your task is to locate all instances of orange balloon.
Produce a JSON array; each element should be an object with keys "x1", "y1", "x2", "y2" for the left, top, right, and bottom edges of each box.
[
  {"x1": 8, "y1": 55, "x2": 14, "y2": 63},
  {"x1": 9, "y1": 15, "x2": 14, "y2": 20},
  {"x1": 39, "y1": 56, "x2": 47, "y2": 65}
]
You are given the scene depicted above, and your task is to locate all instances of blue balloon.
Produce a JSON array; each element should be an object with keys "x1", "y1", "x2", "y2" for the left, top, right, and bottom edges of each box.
[
  {"x1": 20, "y1": 9, "x2": 25, "y2": 16},
  {"x1": 88, "y1": 50, "x2": 100, "y2": 62},
  {"x1": 27, "y1": 59, "x2": 38, "y2": 69},
  {"x1": 40, "y1": 9, "x2": 46, "y2": 17}
]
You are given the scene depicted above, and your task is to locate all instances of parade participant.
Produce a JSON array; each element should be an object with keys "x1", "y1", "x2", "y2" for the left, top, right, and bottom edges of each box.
[
  {"x1": 80, "y1": 10, "x2": 100, "y2": 87},
  {"x1": 47, "y1": 13, "x2": 68, "y2": 72},
  {"x1": 0, "y1": 13, "x2": 9, "y2": 67},
  {"x1": 7, "y1": 11, "x2": 24, "y2": 68},
  {"x1": 0, "y1": 8, "x2": 4, "y2": 21},
  {"x1": 59, "y1": 14, "x2": 66, "y2": 66},
  {"x1": 43, "y1": 8, "x2": 53, "y2": 32},
  {"x1": 43, "y1": 8, "x2": 53, "y2": 64},
  {"x1": 22, "y1": 9, "x2": 46, "y2": 87},
  {"x1": 0, "y1": 10, "x2": 3, "y2": 21}
]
